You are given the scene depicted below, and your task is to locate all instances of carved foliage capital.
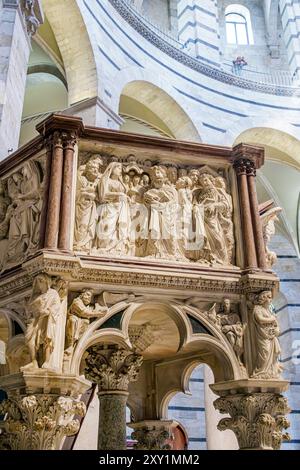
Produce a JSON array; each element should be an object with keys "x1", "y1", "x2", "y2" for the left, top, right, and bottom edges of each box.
[
  {"x1": 233, "y1": 158, "x2": 256, "y2": 177},
  {"x1": 132, "y1": 427, "x2": 171, "y2": 450},
  {"x1": 85, "y1": 346, "x2": 143, "y2": 392},
  {"x1": 214, "y1": 393, "x2": 290, "y2": 450},
  {"x1": 0, "y1": 394, "x2": 86, "y2": 450}
]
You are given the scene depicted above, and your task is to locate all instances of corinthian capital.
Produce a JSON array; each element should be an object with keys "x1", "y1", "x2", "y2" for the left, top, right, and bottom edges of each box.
[
  {"x1": 0, "y1": 394, "x2": 86, "y2": 450},
  {"x1": 214, "y1": 393, "x2": 290, "y2": 450},
  {"x1": 85, "y1": 345, "x2": 143, "y2": 392},
  {"x1": 233, "y1": 158, "x2": 256, "y2": 177}
]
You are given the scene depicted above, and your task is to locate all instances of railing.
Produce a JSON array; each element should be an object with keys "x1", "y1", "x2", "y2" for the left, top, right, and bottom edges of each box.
[
  {"x1": 109, "y1": 0, "x2": 300, "y2": 95},
  {"x1": 123, "y1": 0, "x2": 187, "y2": 52},
  {"x1": 222, "y1": 61, "x2": 293, "y2": 87}
]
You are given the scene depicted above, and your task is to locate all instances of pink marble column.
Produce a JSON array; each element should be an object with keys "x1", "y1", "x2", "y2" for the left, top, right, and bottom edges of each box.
[
  {"x1": 58, "y1": 132, "x2": 77, "y2": 250},
  {"x1": 247, "y1": 165, "x2": 267, "y2": 270},
  {"x1": 233, "y1": 158, "x2": 258, "y2": 269},
  {"x1": 44, "y1": 132, "x2": 64, "y2": 249}
]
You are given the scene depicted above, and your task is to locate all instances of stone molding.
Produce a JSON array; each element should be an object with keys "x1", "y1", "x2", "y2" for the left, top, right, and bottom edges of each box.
[{"x1": 108, "y1": 0, "x2": 300, "y2": 97}]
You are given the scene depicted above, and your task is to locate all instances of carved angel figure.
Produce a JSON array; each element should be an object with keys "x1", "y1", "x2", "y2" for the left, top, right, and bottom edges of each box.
[
  {"x1": 66, "y1": 289, "x2": 108, "y2": 351},
  {"x1": 21, "y1": 274, "x2": 63, "y2": 371},
  {"x1": 251, "y1": 290, "x2": 283, "y2": 379}
]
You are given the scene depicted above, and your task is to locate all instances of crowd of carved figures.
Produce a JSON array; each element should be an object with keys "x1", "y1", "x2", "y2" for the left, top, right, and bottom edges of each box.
[
  {"x1": 0, "y1": 160, "x2": 43, "y2": 271},
  {"x1": 74, "y1": 155, "x2": 235, "y2": 265},
  {"x1": 5, "y1": 270, "x2": 281, "y2": 381}
]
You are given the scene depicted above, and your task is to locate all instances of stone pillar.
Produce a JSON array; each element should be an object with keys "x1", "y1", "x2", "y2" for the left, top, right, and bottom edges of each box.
[
  {"x1": 85, "y1": 345, "x2": 143, "y2": 450},
  {"x1": 36, "y1": 114, "x2": 84, "y2": 250},
  {"x1": 177, "y1": 0, "x2": 220, "y2": 67},
  {"x1": 129, "y1": 420, "x2": 175, "y2": 450},
  {"x1": 247, "y1": 168, "x2": 267, "y2": 270},
  {"x1": 0, "y1": 0, "x2": 43, "y2": 160},
  {"x1": 58, "y1": 131, "x2": 78, "y2": 251},
  {"x1": 0, "y1": 371, "x2": 89, "y2": 450},
  {"x1": 211, "y1": 380, "x2": 290, "y2": 450},
  {"x1": 44, "y1": 131, "x2": 64, "y2": 249},
  {"x1": 233, "y1": 158, "x2": 257, "y2": 269},
  {"x1": 232, "y1": 144, "x2": 266, "y2": 271},
  {"x1": 203, "y1": 366, "x2": 238, "y2": 450}
]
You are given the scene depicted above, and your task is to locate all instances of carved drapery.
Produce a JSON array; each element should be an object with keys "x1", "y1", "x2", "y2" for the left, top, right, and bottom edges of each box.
[
  {"x1": 74, "y1": 157, "x2": 235, "y2": 266},
  {"x1": 214, "y1": 393, "x2": 290, "y2": 450},
  {"x1": 0, "y1": 159, "x2": 44, "y2": 272},
  {"x1": 0, "y1": 394, "x2": 86, "y2": 450}
]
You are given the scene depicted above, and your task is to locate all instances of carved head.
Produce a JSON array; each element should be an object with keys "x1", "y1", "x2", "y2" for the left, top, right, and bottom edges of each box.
[
  {"x1": 151, "y1": 166, "x2": 167, "y2": 188},
  {"x1": 256, "y1": 290, "x2": 273, "y2": 306},
  {"x1": 123, "y1": 174, "x2": 130, "y2": 184},
  {"x1": 80, "y1": 289, "x2": 93, "y2": 305},
  {"x1": 85, "y1": 157, "x2": 103, "y2": 181},
  {"x1": 198, "y1": 173, "x2": 214, "y2": 189},
  {"x1": 33, "y1": 274, "x2": 52, "y2": 295},
  {"x1": 188, "y1": 169, "x2": 199, "y2": 186},
  {"x1": 111, "y1": 163, "x2": 122, "y2": 178},
  {"x1": 167, "y1": 167, "x2": 178, "y2": 184},
  {"x1": 176, "y1": 176, "x2": 192, "y2": 190},
  {"x1": 215, "y1": 176, "x2": 227, "y2": 190},
  {"x1": 178, "y1": 168, "x2": 188, "y2": 178},
  {"x1": 141, "y1": 174, "x2": 150, "y2": 186},
  {"x1": 133, "y1": 174, "x2": 141, "y2": 186},
  {"x1": 222, "y1": 298, "x2": 231, "y2": 314}
]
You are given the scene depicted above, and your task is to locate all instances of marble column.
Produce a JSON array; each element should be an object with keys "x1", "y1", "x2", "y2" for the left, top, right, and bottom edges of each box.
[
  {"x1": 58, "y1": 131, "x2": 77, "y2": 251},
  {"x1": 247, "y1": 166, "x2": 267, "y2": 270},
  {"x1": 44, "y1": 131, "x2": 64, "y2": 249},
  {"x1": 39, "y1": 137, "x2": 52, "y2": 247},
  {"x1": 233, "y1": 158, "x2": 257, "y2": 269},
  {"x1": 84, "y1": 345, "x2": 143, "y2": 450}
]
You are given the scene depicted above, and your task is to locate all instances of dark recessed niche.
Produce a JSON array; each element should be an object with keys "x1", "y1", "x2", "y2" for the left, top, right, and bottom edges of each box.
[{"x1": 187, "y1": 314, "x2": 213, "y2": 336}]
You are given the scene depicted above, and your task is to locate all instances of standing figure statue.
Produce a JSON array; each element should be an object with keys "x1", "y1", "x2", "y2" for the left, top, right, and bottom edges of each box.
[
  {"x1": 22, "y1": 274, "x2": 63, "y2": 371},
  {"x1": 218, "y1": 299, "x2": 244, "y2": 366},
  {"x1": 215, "y1": 176, "x2": 235, "y2": 264},
  {"x1": 144, "y1": 166, "x2": 182, "y2": 260},
  {"x1": 74, "y1": 156, "x2": 103, "y2": 252},
  {"x1": 96, "y1": 162, "x2": 131, "y2": 255},
  {"x1": 251, "y1": 290, "x2": 283, "y2": 379},
  {"x1": 196, "y1": 173, "x2": 228, "y2": 264},
  {"x1": 66, "y1": 289, "x2": 108, "y2": 352}
]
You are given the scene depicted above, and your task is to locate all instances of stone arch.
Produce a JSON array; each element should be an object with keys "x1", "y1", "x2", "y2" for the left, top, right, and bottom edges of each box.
[
  {"x1": 42, "y1": 0, "x2": 98, "y2": 106},
  {"x1": 70, "y1": 300, "x2": 239, "y2": 382},
  {"x1": 114, "y1": 70, "x2": 202, "y2": 141}
]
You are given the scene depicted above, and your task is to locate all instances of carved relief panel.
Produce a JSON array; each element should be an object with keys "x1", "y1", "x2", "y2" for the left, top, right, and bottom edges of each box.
[
  {"x1": 73, "y1": 154, "x2": 235, "y2": 266},
  {"x1": 0, "y1": 158, "x2": 45, "y2": 272}
]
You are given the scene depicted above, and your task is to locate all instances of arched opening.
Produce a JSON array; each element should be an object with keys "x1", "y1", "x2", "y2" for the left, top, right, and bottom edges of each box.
[
  {"x1": 119, "y1": 81, "x2": 201, "y2": 141},
  {"x1": 20, "y1": 20, "x2": 68, "y2": 146},
  {"x1": 225, "y1": 5, "x2": 254, "y2": 45}
]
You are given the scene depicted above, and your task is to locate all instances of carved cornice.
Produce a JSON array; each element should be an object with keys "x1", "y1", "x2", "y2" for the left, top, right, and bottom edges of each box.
[
  {"x1": 0, "y1": 254, "x2": 279, "y2": 301},
  {"x1": 108, "y1": 0, "x2": 300, "y2": 97}
]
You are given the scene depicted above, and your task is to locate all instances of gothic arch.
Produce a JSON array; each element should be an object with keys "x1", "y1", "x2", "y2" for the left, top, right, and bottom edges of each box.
[
  {"x1": 42, "y1": 0, "x2": 98, "y2": 106},
  {"x1": 116, "y1": 73, "x2": 202, "y2": 141}
]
